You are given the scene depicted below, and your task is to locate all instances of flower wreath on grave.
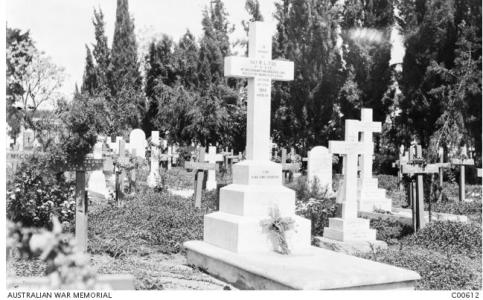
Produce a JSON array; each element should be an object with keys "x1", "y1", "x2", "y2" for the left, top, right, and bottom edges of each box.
[{"x1": 260, "y1": 206, "x2": 296, "y2": 255}]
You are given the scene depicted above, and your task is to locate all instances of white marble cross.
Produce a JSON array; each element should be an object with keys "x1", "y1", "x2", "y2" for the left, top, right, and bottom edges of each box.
[
  {"x1": 329, "y1": 120, "x2": 365, "y2": 219},
  {"x1": 203, "y1": 146, "x2": 223, "y2": 190},
  {"x1": 359, "y1": 108, "x2": 382, "y2": 183},
  {"x1": 151, "y1": 131, "x2": 160, "y2": 146},
  {"x1": 224, "y1": 22, "x2": 294, "y2": 161}
]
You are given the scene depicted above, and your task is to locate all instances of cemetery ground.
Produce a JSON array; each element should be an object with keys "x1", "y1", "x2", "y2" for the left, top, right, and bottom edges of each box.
[{"x1": 7, "y1": 165, "x2": 482, "y2": 290}]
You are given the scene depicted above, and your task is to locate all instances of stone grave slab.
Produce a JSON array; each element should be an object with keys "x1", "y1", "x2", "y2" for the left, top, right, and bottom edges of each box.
[{"x1": 185, "y1": 241, "x2": 419, "y2": 290}]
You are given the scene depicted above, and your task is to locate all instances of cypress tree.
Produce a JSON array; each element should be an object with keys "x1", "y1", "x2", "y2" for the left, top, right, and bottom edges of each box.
[
  {"x1": 92, "y1": 8, "x2": 110, "y2": 97},
  {"x1": 110, "y1": 0, "x2": 144, "y2": 129},
  {"x1": 81, "y1": 45, "x2": 97, "y2": 96}
]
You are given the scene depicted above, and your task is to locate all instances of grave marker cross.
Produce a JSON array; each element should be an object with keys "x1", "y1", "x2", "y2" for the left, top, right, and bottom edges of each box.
[
  {"x1": 224, "y1": 22, "x2": 294, "y2": 161},
  {"x1": 359, "y1": 109, "x2": 382, "y2": 184},
  {"x1": 63, "y1": 157, "x2": 104, "y2": 252},
  {"x1": 328, "y1": 120, "x2": 365, "y2": 219},
  {"x1": 184, "y1": 160, "x2": 218, "y2": 208},
  {"x1": 401, "y1": 145, "x2": 446, "y2": 230},
  {"x1": 450, "y1": 151, "x2": 475, "y2": 202}
]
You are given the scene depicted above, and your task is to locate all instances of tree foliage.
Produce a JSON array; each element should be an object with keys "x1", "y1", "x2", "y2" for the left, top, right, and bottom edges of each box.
[{"x1": 395, "y1": 0, "x2": 481, "y2": 159}]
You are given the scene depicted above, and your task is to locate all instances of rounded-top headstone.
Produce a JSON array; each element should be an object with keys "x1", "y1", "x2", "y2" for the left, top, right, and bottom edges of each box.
[
  {"x1": 129, "y1": 129, "x2": 146, "y2": 159},
  {"x1": 308, "y1": 146, "x2": 333, "y2": 195}
]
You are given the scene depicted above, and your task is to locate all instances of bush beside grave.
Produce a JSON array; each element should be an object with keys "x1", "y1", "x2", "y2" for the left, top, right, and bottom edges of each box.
[
  {"x1": 368, "y1": 217, "x2": 413, "y2": 245},
  {"x1": 6, "y1": 154, "x2": 76, "y2": 229},
  {"x1": 403, "y1": 221, "x2": 482, "y2": 259},
  {"x1": 430, "y1": 198, "x2": 482, "y2": 223},
  {"x1": 292, "y1": 177, "x2": 337, "y2": 236},
  {"x1": 89, "y1": 188, "x2": 218, "y2": 256},
  {"x1": 358, "y1": 246, "x2": 481, "y2": 290}
]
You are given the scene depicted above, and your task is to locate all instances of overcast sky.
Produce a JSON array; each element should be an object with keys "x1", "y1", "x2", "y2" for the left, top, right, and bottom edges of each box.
[{"x1": 7, "y1": 0, "x2": 403, "y2": 99}]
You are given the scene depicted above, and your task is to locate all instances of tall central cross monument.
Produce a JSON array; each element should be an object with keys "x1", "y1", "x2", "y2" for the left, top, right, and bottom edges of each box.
[
  {"x1": 184, "y1": 22, "x2": 420, "y2": 290},
  {"x1": 201, "y1": 21, "x2": 310, "y2": 253}
]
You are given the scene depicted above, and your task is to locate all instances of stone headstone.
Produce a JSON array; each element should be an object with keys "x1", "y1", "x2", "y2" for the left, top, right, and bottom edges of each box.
[
  {"x1": 147, "y1": 142, "x2": 160, "y2": 188},
  {"x1": 87, "y1": 141, "x2": 108, "y2": 199},
  {"x1": 307, "y1": 146, "x2": 333, "y2": 195},
  {"x1": 129, "y1": 129, "x2": 146, "y2": 159}
]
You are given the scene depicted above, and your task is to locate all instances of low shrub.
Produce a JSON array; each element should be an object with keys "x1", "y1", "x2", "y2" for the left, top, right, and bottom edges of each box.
[
  {"x1": 403, "y1": 221, "x2": 482, "y2": 259},
  {"x1": 6, "y1": 154, "x2": 76, "y2": 229},
  {"x1": 377, "y1": 174, "x2": 399, "y2": 192},
  {"x1": 358, "y1": 246, "x2": 481, "y2": 290},
  {"x1": 89, "y1": 188, "x2": 217, "y2": 256},
  {"x1": 430, "y1": 199, "x2": 482, "y2": 223},
  {"x1": 369, "y1": 217, "x2": 413, "y2": 245},
  {"x1": 293, "y1": 177, "x2": 337, "y2": 236}
]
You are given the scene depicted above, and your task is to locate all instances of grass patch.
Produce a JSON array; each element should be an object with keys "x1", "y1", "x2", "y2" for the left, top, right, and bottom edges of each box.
[
  {"x1": 358, "y1": 246, "x2": 481, "y2": 290},
  {"x1": 403, "y1": 221, "x2": 482, "y2": 259},
  {"x1": 88, "y1": 188, "x2": 217, "y2": 257}
]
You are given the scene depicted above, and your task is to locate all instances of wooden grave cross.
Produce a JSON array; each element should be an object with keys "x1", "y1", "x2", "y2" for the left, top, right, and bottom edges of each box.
[
  {"x1": 436, "y1": 147, "x2": 452, "y2": 201},
  {"x1": 280, "y1": 148, "x2": 301, "y2": 182},
  {"x1": 392, "y1": 145, "x2": 409, "y2": 191},
  {"x1": 184, "y1": 160, "x2": 218, "y2": 208},
  {"x1": 225, "y1": 152, "x2": 243, "y2": 172},
  {"x1": 63, "y1": 156, "x2": 104, "y2": 252},
  {"x1": 450, "y1": 147, "x2": 475, "y2": 202},
  {"x1": 220, "y1": 147, "x2": 234, "y2": 170},
  {"x1": 112, "y1": 139, "x2": 130, "y2": 204},
  {"x1": 400, "y1": 145, "x2": 447, "y2": 231}
]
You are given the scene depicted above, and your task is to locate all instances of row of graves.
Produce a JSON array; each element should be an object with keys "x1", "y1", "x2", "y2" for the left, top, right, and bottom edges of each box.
[
  {"x1": 183, "y1": 22, "x2": 422, "y2": 290},
  {"x1": 10, "y1": 128, "x2": 185, "y2": 289},
  {"x1": 390, "y1": 143, "x2": 480, "y2": 228},
  {"x1": 7, "y1": 135, "x2": 137, "y2": 289}
]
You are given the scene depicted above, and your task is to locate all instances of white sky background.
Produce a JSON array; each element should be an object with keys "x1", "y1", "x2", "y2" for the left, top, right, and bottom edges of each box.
[
  {"x1": 7, "y1": 0, "x2": 404, "y2": 100},
  {"x1": 6, "y1": 0, "x2": 278, "y2": 98}
]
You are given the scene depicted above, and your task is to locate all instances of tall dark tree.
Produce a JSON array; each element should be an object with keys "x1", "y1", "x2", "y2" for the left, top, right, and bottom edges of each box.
[
  {"x1": 143, "y1": 35, "x2": 176, "y2": 134},
  {"x1": 80, "y1": 46, "x2": 97, "y2": 96},
  {"x1": 190, "y1": 0, "x2": 240, "y2": 147},
  {"x1": 272, "y1": 0, "x2": 346, "y2": 151},
  {"x1": 92, "y1": 8, "x2": 110, "y2": 97},
  {"x1": 396, "y1": 0, "x2": 459, "y2": 148},
  {"x1": 110, "y1": 0, "x2": 144, "y2": 131},
  {"x1": 340, "y1": 0, "x2": 395, "y2": 121}
]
